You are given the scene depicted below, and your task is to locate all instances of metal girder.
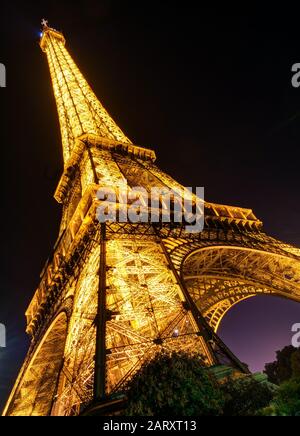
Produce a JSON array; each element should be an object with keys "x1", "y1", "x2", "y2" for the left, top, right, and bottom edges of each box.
[
  {"x1": 41, "y1": 26, "x2": 132, "y2": 163},
  {"x1": 181, "y1": 246, "x2": 300, "y2": 331},
  {"x1": 51, "y1": 236, "x2": 214, "y2": 416},
  {"x1": 6, "y1": 314, "x2": 67, "y2": 416}
]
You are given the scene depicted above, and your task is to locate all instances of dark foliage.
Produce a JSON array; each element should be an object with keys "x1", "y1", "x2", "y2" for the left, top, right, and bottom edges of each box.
[
  {"x1": 122, "y1": 351, "x2": 277, "y2": 416},
  {"x1": 264, "y1": 346, "x2": 300, "y2": 385},
  {"x1": 260, "y1": 377, "x2": 300, "y2": 416},
  {"x1": 122, "y1": 351, "x2": 225, "y2": 416},
  {"x1": 220, "y1": 376, "x2": 275, "y2": 416}
]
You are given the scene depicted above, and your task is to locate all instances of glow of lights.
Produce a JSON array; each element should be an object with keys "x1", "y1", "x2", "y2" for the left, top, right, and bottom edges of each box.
[{"x1": 7, "y1": 21, "x2": 300, "y2": 419}]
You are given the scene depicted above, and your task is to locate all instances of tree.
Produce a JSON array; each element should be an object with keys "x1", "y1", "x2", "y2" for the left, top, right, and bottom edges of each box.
[
  {"x1": 274, "y1": 378, "x2": 300, "y2": 416},
  {"x1": 264, "y1": 346, "x2": 300, "y2": 385},
  {"x1": 260, "y1": 346, "x2": 300, "y2": 416},
  {"x1": 220, "y1": 376, "x2": 275, "y2": 416},
  {"x1": 123, "y1": 351, "x2": 225, "y2": 416},
  {"x1": 260, "y1": 377, "x2": 300, "y2": 416},
  {"x1": 291, "y1": 349, "x2": 300, "y2": 379}
]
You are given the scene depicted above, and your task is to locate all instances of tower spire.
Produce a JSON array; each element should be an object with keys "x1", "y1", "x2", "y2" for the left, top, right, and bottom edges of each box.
[
  {"x1": 40, "y1": 22, "x2": 132, "y2": 163},
  {"x1": 41, "y1": 18, "x2": 48, "y2": 28}
]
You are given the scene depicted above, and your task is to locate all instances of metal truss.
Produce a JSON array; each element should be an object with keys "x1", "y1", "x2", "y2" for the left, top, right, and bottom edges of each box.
[
  {"x1": 182, "y1": 245, "x2": 300, "y2": 331},
  {"x1": 40, "y1": 25, "x2": 132, "y2": 163},
  {"x1": 51, "y1": 236, "x2": 214, "y2": 416},
  {"x1": 6, "y1": 313, "x2": 67, "y2": 416}
]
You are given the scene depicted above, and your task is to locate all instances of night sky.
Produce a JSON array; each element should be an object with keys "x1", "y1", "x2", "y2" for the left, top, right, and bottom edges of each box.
[{"x1": 1, "y1": 2, "x2": 300, "y2": 411}]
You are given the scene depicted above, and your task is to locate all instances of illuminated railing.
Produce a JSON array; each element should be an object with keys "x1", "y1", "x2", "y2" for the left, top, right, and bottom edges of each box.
[{"x1": 25, "y1": 184, "x2": 264, "y2": 336}]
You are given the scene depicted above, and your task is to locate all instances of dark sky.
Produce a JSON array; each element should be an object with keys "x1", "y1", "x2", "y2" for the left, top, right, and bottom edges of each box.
[{"x1": 1, "y1": 1, "x2": 300, "y2": 411}]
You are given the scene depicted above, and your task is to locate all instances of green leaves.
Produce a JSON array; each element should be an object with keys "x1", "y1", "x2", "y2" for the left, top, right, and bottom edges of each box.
[
  {"x1": 261, "y1": 377, "x2": 300, "y2": 416},
  {"x1": 122, "y1": 351, "x2": 225, "y2": 416},
  {"x1": 220, "y1": 376, "x2": 275, "y2": 416},
  {"x1": 264, "y1": 346, "x2": 300, "y2": 385},
  {"x1": 122, "y1": 351, "x2": 278, "y2": 416}
]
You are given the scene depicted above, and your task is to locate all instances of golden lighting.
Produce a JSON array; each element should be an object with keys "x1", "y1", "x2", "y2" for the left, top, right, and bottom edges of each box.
[{"x1": 4, "y1": 23, "x2": 300, "y2": 417}]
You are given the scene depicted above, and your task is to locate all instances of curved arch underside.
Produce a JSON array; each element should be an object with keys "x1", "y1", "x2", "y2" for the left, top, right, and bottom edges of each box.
[
  {"x1": 182, "y1": 246, "x2": 300, "y2": 332},
  {"x1": 8, "y1": 313, "x2": 68, "y2": 416}
]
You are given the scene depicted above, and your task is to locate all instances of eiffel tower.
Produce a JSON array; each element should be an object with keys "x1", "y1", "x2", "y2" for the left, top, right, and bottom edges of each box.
[{"x1": 3, "y1": 21, "x2": 300, "y2": 416}]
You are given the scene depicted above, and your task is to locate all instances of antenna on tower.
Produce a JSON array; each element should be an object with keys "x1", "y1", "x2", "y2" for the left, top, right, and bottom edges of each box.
[{"x1": 41, "y1": 18, "x2": 49, "y2": 29}]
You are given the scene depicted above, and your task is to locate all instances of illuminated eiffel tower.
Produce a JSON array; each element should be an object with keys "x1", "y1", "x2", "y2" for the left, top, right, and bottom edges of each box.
[{"x1": 4, "y1": 21, "x2": 300, "y2": 416}]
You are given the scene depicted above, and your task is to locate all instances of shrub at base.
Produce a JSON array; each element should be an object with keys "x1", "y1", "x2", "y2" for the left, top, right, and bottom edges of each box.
[
  {"x1": 220, "y1": 376, "x2": 275, "y2": 416},
  {"x1": 122, "y1": 351, "x2": 225, "y2": 416},
  {"x1": 260, "y1": 378, "x2": 300, "y2": 416}
]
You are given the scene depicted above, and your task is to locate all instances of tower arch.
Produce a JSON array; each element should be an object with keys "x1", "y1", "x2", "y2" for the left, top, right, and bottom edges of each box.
[
  {"x1": 181, "y1": 245, "x2": 300, "y2": 331},
  {"x1": 5, "y1": 312, "x2": 68, "y2": 416}
]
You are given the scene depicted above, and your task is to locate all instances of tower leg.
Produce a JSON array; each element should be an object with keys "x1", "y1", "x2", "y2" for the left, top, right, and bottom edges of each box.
[{"x1": 94, "y1": 223, "x2": 107, "y2": 401}]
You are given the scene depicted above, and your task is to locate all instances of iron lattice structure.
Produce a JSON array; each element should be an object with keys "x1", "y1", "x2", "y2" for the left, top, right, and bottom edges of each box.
[{"x1": 4, "y1": 22, "x2": 300, "y2": 416}]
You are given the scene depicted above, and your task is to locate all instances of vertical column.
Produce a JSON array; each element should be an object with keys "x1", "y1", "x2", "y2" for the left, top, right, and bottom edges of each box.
[{"x1": 93, "y1": 223, "x2": 107, "y2": 401}]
